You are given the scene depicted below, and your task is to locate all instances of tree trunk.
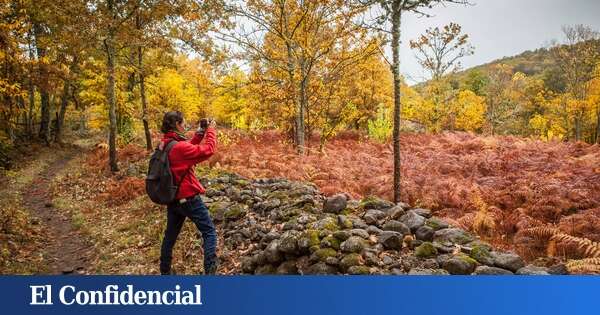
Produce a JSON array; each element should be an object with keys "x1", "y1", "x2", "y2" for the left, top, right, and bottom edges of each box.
[
  {"x1": 27, "y1": 35, "x2": 35, "y2": 136},
  {"x1": 55, "y1": 80, "x2": 69, "y2": 143},
  {"x1": 138, "y1": 45, "x2": 152, "y2": 150},
  {"x1": 105, "y1": 32, "x2": 118, "y2": 172},
  {"x1": 297, "y1": 59, "x2": 308, "y2": 154},
  {"x1": 34, "y1": 24, "x2": 51, "y2": 144},
  {"x1": 27, "y1": 78, "x2": 35, "y2": 136},
  {"x1": 574, "y1": 114, "x2": 581, "y2": 142},
  {"x1": 596, "y1": 106, "x2": 600, "y2": 144},
  {"x1": 391, "y1": 3, "x2": 402, "y2": 203}
]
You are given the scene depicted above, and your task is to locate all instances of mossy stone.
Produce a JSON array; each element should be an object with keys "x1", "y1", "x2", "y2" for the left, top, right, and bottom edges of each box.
[
  {"x1": 470, "y1": 245, "x2": 494, "y2": 265},
  {"x1": 314, "y1": 248, "x2": 338, "y2": 262},
  {"x1": 415, "y1": 242, "x2": 438, "y2": 258},
  {"x1": 305, "y1": 229, "x2": 320, "y2": 246},
  {"x1": 340, "y1": 253, "x2": 364, "y2": 271},
  {"x1": 458, "y1": 254, "x2": 478, "y2": 266},
  {"x1": 347, "y1": 265, "x2": 370, "y2": 275},
  {"x1": 321, "y1": 236, "x2": 341, "y2": 250},
  {"x1": 224, "y1": 204, "x2": 246, "y2": 221},
  {"x1": 425, "y1": 217, "x2": 449, "y2": 230}
]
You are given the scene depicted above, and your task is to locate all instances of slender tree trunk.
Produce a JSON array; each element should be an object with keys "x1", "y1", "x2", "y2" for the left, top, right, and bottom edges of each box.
[
  {"x1": 574, "y1": 115, "x2": 581, "y2": 142},
  {"x1": 138, "y1": 46, "x2": 152, "y2": 150},
  {"x1": 27, "y1": 35, "x2": 35, "y2": 136},
  {"x1": 34, "y1": 24, "x2": 51, "y2": 144},
  {"x1": 391, "y1": 3, "x2": 402, "y2": 203},
  {"x1": 596, "y1": 104, "x2": 600, "y2": 144},
  {"x1": 55, "y1": 80, "x2": 69, "y2": 143},
  {"x1": 297, "y1": 59, "x2": 308, "y2": 154},
  {"x1": 105, "y1": 31, "x2": 118, "y2": 172},
  {"x1": 27, "y1": 78, "x2": 35, "y2": 136}
]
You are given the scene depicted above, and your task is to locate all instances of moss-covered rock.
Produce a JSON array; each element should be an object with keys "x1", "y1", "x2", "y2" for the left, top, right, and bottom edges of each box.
[
  {"x1": 333, "y1": 230, "x2": 351, "y2": 241},
  {"x1": 224, "y1": 204, "x2": 247, "y2": 221},
  {"x1": 425, "y1": 217, "x2": 450, "y2": 231},
  {"x1": 320, "y1": 235, "x2": 341, "y2": 250},
  {"x1": 310, "y1": 217, "x2": 339, "y2": 231},
  {"x1": 297, "y1": 229, "x2": 320, "y2": 252},
  {"x1": 233, "y1": 179, "x2": 250, "y2": 187},
  {"x1": 340, "y1": 253, "x2": 364, "y2": 271},
  {"x1": 337, "y1": 215, "x2": 353, "y2": 229},
  {"x1": 470, "y1": 245, "x2": 494, "y2": 266},
  {"x1": 208, "y1": 201, "x2": 230, "y2": 221},
  {"x1": 433, "y1": 228, "x2": 474, "y2": 245},
  {"x1": 313, "y1": 248, "x2": 338, "y2": 262},
  {"x1": 360, "y1": 195, "x2": 394, "y2": 210},
  {"x1": 415, "y1": 242, "x2": 438, "y2": 258},
  {"x1": 441, "y1": 254, "x2": 477, "y2": 275},
  {"x1": 347, "y1": 265, "x2": 370, "y2": 275},
  {"x1": 340, "y1": 236, "x2": 365, "y2": 253}
]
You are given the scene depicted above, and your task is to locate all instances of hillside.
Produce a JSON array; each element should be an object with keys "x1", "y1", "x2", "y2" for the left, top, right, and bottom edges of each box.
[{"x1": 437, "y1": 39, "x2": 600, "y2": 91}]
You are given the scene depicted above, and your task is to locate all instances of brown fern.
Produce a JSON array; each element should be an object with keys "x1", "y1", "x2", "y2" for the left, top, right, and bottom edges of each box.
[
  {"x1": 522, "y1": 226, "x2": 600, "y2": 258},
  {"x1": 521, "y1": 226, "x2": 559, "y2": 240},
  {"x1": 566, "y1": 258, "x2": 600, "y2": 274},
  {"x1": 551, "y1": 233, "x2": 600, "y2": 258}
]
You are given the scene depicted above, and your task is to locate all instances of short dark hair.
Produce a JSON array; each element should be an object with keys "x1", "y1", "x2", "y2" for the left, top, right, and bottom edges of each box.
[{"x1": 161, "y1": 111, "x2": 184, "y2": 133}]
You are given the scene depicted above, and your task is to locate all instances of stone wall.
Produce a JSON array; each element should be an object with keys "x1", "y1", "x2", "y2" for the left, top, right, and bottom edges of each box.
[{"x1": 200, "y1": 173, "x2": 565, "y2": 275}]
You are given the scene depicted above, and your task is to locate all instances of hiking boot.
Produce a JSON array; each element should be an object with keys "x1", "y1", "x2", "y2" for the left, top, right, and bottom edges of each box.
[{"x1": 204, "y1": 261, "x2": 219, "y2": 275}]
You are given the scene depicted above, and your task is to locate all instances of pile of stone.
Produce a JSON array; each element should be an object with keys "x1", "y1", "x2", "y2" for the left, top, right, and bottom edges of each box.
[{"x1": 199, "y1": 172, "x2": 566, "y2": 275}]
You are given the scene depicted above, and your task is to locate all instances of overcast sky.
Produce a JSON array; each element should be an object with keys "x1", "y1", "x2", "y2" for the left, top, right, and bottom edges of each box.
[{"x1": 400, "y1": 0, "x2": 600, "y2": 83}]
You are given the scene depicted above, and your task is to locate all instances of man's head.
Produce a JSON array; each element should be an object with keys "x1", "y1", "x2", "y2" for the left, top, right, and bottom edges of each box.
[{"x1": 161, "y1": 111, "x2": 186, "y2": 134}]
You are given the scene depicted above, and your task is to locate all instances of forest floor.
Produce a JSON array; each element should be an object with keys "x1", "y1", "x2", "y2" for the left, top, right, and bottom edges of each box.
[
  {"x1": 20, "y1": 145, "x2": 94, "y2": 274},
  {"x1": 0, "y1": 142, "x2": 95, "y2": 274}
]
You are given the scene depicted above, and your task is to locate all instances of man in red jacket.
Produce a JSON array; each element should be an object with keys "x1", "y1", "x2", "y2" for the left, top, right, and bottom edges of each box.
[{"x1": 158, "y1": 111, "x2": 218, "y2": 275}]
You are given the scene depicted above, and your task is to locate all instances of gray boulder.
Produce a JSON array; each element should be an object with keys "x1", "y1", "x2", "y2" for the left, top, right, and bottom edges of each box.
[
  {"x1": 265, "y1": 240, "x2": 283, "y2": 263},
  {"x1": 323, "y1": 194, "x2": 348, "y2": 213},
  {"x1": 516, "y1": 265, "x2": 550, "y2": 275},
  {"x1": 399, "y1": 210, "x2": 426, "y2": 232},
  {"x1": 441, "y1": 255, "x2": 477, "y2": 275},
  {"x1": 382, "y1": 220, "x2": 411, "y2": 235},
  {"x1": 364, "y1": 209, "x2": 386, "y2": 225},
  {"x1": 306, "y1": 262, "x2": 338, "y2": 275},
  {"x1": 278, "y1": 232, "x2": 299, "y2": 254},
  {"x1": 378, "y1": 231, "x2": 403, "y2": 250},
  {"x1": 433, "y1": 228, "x2": 474, "y2": 245},
  {"x1": 366, "y1": 225, "x2": 383, "y2": 235},
  {"x1": 408, "y1": 268, "x2": 449, "y2": 275},
  {"x1": 350, "y1": 229, "x2": 370, "y2": 239},
  {"x1": 492, "y1": 252, "x2": 525, "y2": 272},
  {"x1": 412, "y1": 208, "x2": 432, "y2": 218},
  {"x1": 276, "y1": 261, "x2": 298, "y2": 274},
  {"x1": 340, "y1": 236, "x2": 365, "y2": 253},
  {"x1": 387, "y1": 205, "x2": 406, "y2": 220},
  {"x1": 473, "y1": 266, "x2": 514, "y2": 275},
  {"x1": 415, "y1": 225, "x2": 435, "y2": 242}
]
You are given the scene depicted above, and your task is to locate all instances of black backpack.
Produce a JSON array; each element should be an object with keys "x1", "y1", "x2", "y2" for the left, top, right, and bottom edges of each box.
[{"x1": 145, "y1": 140, "x2": 184, "y2": 205}]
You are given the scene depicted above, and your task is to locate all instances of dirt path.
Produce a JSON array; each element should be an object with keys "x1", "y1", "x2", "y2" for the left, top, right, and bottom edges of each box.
[{"x1": 22, "y1": 147, "x2": 94, "y2": 274}]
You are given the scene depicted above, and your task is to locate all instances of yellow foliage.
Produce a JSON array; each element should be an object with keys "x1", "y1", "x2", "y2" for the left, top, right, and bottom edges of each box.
[
  {"x1": 453, "y1": 90, "x2": 486, "y2": 132},
  {"x1": 146, "y1": 68, "x2": 204, "y2": 123}
]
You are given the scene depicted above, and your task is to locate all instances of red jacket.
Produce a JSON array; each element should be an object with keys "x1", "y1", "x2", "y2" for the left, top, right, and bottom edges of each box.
[{"x1": 160, "y1": 128, "x2": 217, "y2": 199}]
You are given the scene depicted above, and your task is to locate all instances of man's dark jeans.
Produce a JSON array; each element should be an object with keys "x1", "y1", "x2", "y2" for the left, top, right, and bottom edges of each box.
[{"x1": 160, "y1": 196, "x2": 217, "y2": 274}]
